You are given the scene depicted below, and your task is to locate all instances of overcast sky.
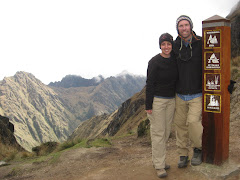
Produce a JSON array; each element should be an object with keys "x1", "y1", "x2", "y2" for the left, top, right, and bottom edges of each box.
[{"x1": 0, "y1": 0, "x2": 239, "y2": 84}]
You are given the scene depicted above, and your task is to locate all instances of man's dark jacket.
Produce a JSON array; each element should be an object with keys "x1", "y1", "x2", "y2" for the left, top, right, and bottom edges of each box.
[{"x1": 173, "y1": 33, "x2": 202, "y2": 95}]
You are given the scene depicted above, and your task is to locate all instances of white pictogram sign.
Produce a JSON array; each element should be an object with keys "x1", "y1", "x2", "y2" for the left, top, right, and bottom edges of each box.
[
  {"x1": 205, "y1": 52, "x2": 221, "y2": 70},
  {"x1": 206, "y1": 76, "x2": 220, "y2": 90},
  {"x1": 207, "y1": 35, "x2": 218, "y2": 45},
  {"x1": 204, "y1": 94, "x2": 221, "y2": 113},
  {"x1": 208, "y1": 95, "x2": 220, "y2": 108},
  {"x1": 208, "y1": 53, "x2": 219, "y2": 64}
]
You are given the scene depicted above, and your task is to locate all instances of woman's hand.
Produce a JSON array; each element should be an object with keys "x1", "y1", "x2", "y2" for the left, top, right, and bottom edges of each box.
[{"x1": 145, "y1": 110, "x2": 152, "y2": 114}]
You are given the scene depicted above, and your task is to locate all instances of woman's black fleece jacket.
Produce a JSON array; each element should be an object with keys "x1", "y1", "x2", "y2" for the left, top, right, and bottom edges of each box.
[{"x1": 145, "y1": 53, "x2": 178, "y2": 110}]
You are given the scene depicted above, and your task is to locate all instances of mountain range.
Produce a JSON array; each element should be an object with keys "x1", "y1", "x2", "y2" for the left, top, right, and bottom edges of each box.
[
  {"x1": 0, "y1": 71, "x2": 146, "y2": 151},
  {"x1": 50, "y1": 72, "x2": 146, "y2": 121}
]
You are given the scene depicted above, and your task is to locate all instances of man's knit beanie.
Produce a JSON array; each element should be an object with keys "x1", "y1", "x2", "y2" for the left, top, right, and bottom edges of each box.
[
  {"x1": 176, "y1": 15, "x2": 193, "y2": 33},
  {"x1": 159, "y1": 33, "x2": 173, "y2": 49}
]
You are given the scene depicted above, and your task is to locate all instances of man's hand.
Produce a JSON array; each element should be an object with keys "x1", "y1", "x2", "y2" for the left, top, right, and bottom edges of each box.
[{"x1": 146, "y1": 110, "x2": 152, "y2": 114}]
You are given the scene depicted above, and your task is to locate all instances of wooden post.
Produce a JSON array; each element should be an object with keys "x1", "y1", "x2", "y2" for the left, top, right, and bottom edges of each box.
[{"x1": 202, "y1": 15, "x2": 231, "y2": 165}]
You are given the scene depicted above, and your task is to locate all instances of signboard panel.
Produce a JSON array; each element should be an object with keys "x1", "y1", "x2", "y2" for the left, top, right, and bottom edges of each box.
[
  {"x1": 204, "y1": 51, "x2": 221, "y2": 70},
  {"x1": 204, "y1": 73, "x2": 221, "y2": 91},
  {"x1": 204, "y1": 94, "x2": 221, "y2": 113},
  {"x1": 204, "y1": 29, "x2": 221, "y2": 49}
]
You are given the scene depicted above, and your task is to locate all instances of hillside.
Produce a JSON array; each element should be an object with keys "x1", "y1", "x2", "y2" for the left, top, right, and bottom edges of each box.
[
  {"x1": 69, "y1": 87, "x2": 146, "y2": 141},
  {"x1": 0, "y1": 71, "x2": 145, "y2": 151},
  {"x1": 0, "y1": 72, "x2": 78, "y2": 151}
]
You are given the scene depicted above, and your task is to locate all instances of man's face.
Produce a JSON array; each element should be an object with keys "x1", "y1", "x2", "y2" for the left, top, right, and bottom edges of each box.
[{"x1": 178, "y1": 20, "x2": 192, "y2": 40}]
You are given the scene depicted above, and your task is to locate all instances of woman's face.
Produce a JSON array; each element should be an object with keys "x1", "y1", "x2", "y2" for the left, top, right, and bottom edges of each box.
[{"x1": 160, "y1": 41, "x2": 172, "y2": 57}]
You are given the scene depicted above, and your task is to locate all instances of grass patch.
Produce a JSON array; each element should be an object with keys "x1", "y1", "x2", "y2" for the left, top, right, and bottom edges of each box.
[
  {"x1": 69, "y1": 138, "x2": 112, "y2": 148},
  {"x1": 57, "y1": 141, "x2": 75, "y2": 151},
  {"x1": 111, "y1": 131, "x2": 137, "y2": 140},
  {"x1": 0, "y1": 143, "x2": 19, "y2": 162},
  {"x1": 71, "y1": 139, "x2": 89, "y2": 148},
  {"x1": 88, "y1": 138, "x2": 112, "y2": 148},
  {"x1": 3, "y1": 137, "x2": 113, "y2": 165},
  {"x1": 30, "y1": 138, "x2": 112, "y2": 164}
]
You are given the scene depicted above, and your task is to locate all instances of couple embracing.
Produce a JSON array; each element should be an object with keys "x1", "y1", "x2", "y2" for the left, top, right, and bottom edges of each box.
[{"x1": 145, "y1": 15, "x2": 203, "y2": 178}]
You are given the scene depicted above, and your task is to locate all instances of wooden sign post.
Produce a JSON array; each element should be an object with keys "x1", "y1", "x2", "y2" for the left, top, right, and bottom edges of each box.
[{"x1": 202, "y1": 15, "x2": 231, "y2": 165}]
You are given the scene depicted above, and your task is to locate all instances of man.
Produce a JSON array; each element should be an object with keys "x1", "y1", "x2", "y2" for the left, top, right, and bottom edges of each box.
[{"x1": 173, "y1": 15, "x2": 203, "y2": 168}]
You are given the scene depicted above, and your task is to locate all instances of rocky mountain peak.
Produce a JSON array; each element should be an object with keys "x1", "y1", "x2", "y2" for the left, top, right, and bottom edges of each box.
[
  {"x1": 48, "y1": 74, "x2": 105, "y2": 88},
  {"x1": 0, "y1": 72, "x2": 78, "y2": 151}
]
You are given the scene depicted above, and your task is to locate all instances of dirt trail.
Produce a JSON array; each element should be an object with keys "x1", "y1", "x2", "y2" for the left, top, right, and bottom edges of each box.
[{"x1": 0, "y1": 125, "x2": 240, "y2": 180}]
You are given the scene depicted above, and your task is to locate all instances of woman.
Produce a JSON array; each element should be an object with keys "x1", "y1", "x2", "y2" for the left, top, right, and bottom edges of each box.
[{"x1": 145, "y1": 33, "x2": 178, "y2": 178}]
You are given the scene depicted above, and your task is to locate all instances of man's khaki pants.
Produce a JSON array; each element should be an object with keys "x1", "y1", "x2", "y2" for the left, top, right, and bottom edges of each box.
[
  {"x1": 147, "y1": 97, "x2": 175, "y2": 169},
  {"x1": 174, "y1": 95, "x2": 203, "y2": 156}
]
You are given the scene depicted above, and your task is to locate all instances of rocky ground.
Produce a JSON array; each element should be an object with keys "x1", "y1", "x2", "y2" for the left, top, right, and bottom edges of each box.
[{"x1": 0, "y1": 119, "x2": 240, "y2": 180}]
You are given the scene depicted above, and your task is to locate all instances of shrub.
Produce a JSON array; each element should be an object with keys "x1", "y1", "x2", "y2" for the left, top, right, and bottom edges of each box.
[
  {"x1": 32, "y1": 142, "x2": 59, "y2": 156},
  {"x1": 7, "y1": 152, "x2": 16, "y2": 161},
  {"x1": 20, "y1": 152, "x2": 32, "y2": 159},
  {"x1": 58, "y1": 141, "x2": 75, "y2": 151},
  {"x1": 137, "y1": 119, "x2": 150, "y2": 137}
]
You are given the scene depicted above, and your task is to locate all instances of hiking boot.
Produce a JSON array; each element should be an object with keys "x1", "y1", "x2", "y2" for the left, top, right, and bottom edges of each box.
[
  {"x1": 164, "y1": 164, "x2": 170, "y2": 170},
  {"x1": 191, "y1": 148, "x2": 202, "y2": 166},
  {"x1": 156, "y1": 168, "x2": 167, "y2": 178},
  {"x1": 178, "y1": 156, "x2": 189, "y2": 168}
]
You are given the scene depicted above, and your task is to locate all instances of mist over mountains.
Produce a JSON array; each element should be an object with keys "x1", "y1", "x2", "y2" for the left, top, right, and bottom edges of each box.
[
  {"x1": 0, "y1": 71, "x2": 146, "y2": 151},
  {"x1": 48, "y1": 75, "x2": 105, "y2": 88}
]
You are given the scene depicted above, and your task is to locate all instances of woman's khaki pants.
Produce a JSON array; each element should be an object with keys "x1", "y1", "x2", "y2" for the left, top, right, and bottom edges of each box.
[{"x1": 147, "y1": 97, "x2": 175, "y2": 169}]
